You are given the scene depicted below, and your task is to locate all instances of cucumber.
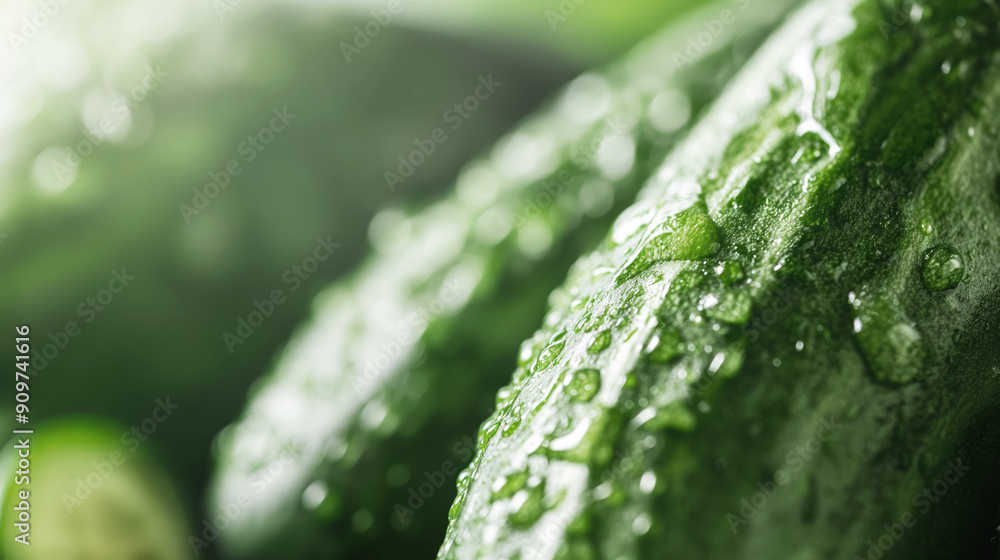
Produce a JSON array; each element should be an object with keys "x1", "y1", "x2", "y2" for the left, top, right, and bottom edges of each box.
[
  {"x1": 208, "y1": 2, "x2": 802, "y2": 558},
  {"x1": 0, "y1": 419, "x2": 191, "y2": 560},
  {"x1": 440, "y1": 0, "x2": 1000, "y2": 559}
]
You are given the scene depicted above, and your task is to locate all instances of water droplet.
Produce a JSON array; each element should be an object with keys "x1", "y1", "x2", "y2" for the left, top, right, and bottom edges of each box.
[
  {"x1": 633, "y1": 404, "x2": 696, "y2": 432},
  {"x1": 561, "y1": 73, "x2": 612, "y2": 123},
  {"x1": 852, "y1": 293, "x2": 927, "y2": 384},
  {"x1": 501, "y1": 404, "x2": 524, "y2": 437},
  {"x1": 646, "y1": 328, "x2": 682, "y2": 363},
  {"x1": 706, "y1": 291, "x2": 753, "y2": 324},
  {"x1": 714, "y1": 260, "x2": 745, "y2": 285},
  {"x1": 631, "y1": 513, "x2": 652, "y2": 535},
  {"x1": 588, "y1": 329, "x2": 611, "y2": 354},
  {"x1": 581, "y1": 306, "x2": 609, "y2": 333},
  {"x1": 302, "y1": 480, "x2": 334, "y2": 513},
  {"x1": 449, "y1": 471, "x2": 472, "y2": 520},
  {"x1": 706, "y1": 349, "x2": 743, "y2": 378},
  {"x1": 795, "y1": 341, "x2": 804, "y2": 351},
  {"x1": 617, "y1": 204, "x2": 721, "y2": 283},
  {"x1": 496, "y1": 386, "x2": 514, "y2": 408},
  {"x1": 532, "y1": 340, "x2": 566, "y2": 373},
  {"x1": 352, "y1": 509, "x2": 373, "y2": 532},
  {"x1": 922, "y1": 245, "x2": 965, "y2": 291},
  {"x1": 639, "y1": 471, "x2": 657, "y2": 494},
  {"x1": 647, "y1": 89, "x2": 691, "y2": 133},
  {"x1": 479, "y1": 418, "x2": 502, "y2": 449},
  {"x1": 508, "y1": 481, "x2": 546, "y2": 527},
  {"x1": 491, "y1": 468, "x2": 530, "y2": 501},
  {"x1": 919, "y1": 218, "x2": 934, "y2": 236},
  {"x1": 564, "y1": 369, "x2": 601, "y2": 403}
]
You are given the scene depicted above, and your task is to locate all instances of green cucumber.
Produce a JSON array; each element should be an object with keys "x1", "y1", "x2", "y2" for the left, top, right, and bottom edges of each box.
[
  {"x1": 440, "y1": 0, "x2": 1000, "y2": 558},
  {"x1": 209, "y1": 2, "x2": 801, "y2": 558},
  {"x1": 0, "y1": 419, "x2": 191, "y2": 560}
]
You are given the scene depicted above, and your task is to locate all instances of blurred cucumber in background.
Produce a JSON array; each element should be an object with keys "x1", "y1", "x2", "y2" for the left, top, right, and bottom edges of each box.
[
  {"x1": 1, "y1": 0, "x2": 581, "y2": 526},
  {"x1": 0, "y1": 419, "x2": 191, "y2": 559}
]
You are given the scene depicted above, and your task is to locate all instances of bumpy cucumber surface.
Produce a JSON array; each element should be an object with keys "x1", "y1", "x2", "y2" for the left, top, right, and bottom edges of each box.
[
  {"x1": 208, "y1": 2, "x2": 801, "y2": 558},
  {"x1": 0, "y1": 420, "x2": 191, "y2": 560},
  {"x1": 439, "y1": 0, "x2": 1000, "y2": 559}
]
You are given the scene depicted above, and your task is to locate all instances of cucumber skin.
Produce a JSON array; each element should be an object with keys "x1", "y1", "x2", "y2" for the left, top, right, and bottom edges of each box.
[
  {"x1": 440, "y1": 0, "x2": 1000, "y2": 559},
  {"x1": 208, "y1": 2, "x2": 802, "y2": 559}
]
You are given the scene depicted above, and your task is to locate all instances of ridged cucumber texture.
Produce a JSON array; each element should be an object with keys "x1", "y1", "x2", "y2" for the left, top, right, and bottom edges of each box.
[
  {"x1": 207, "y1": 1, "x2": 801, "y2": 559},
  {"x1": 440, "y1": 0, "x2": 1000, "y2": 559}
]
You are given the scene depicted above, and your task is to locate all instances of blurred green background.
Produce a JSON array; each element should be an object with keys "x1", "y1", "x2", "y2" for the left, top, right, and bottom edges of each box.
[{"x1": 0, "y1": 0, "x2": 710, "y2": 557}]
